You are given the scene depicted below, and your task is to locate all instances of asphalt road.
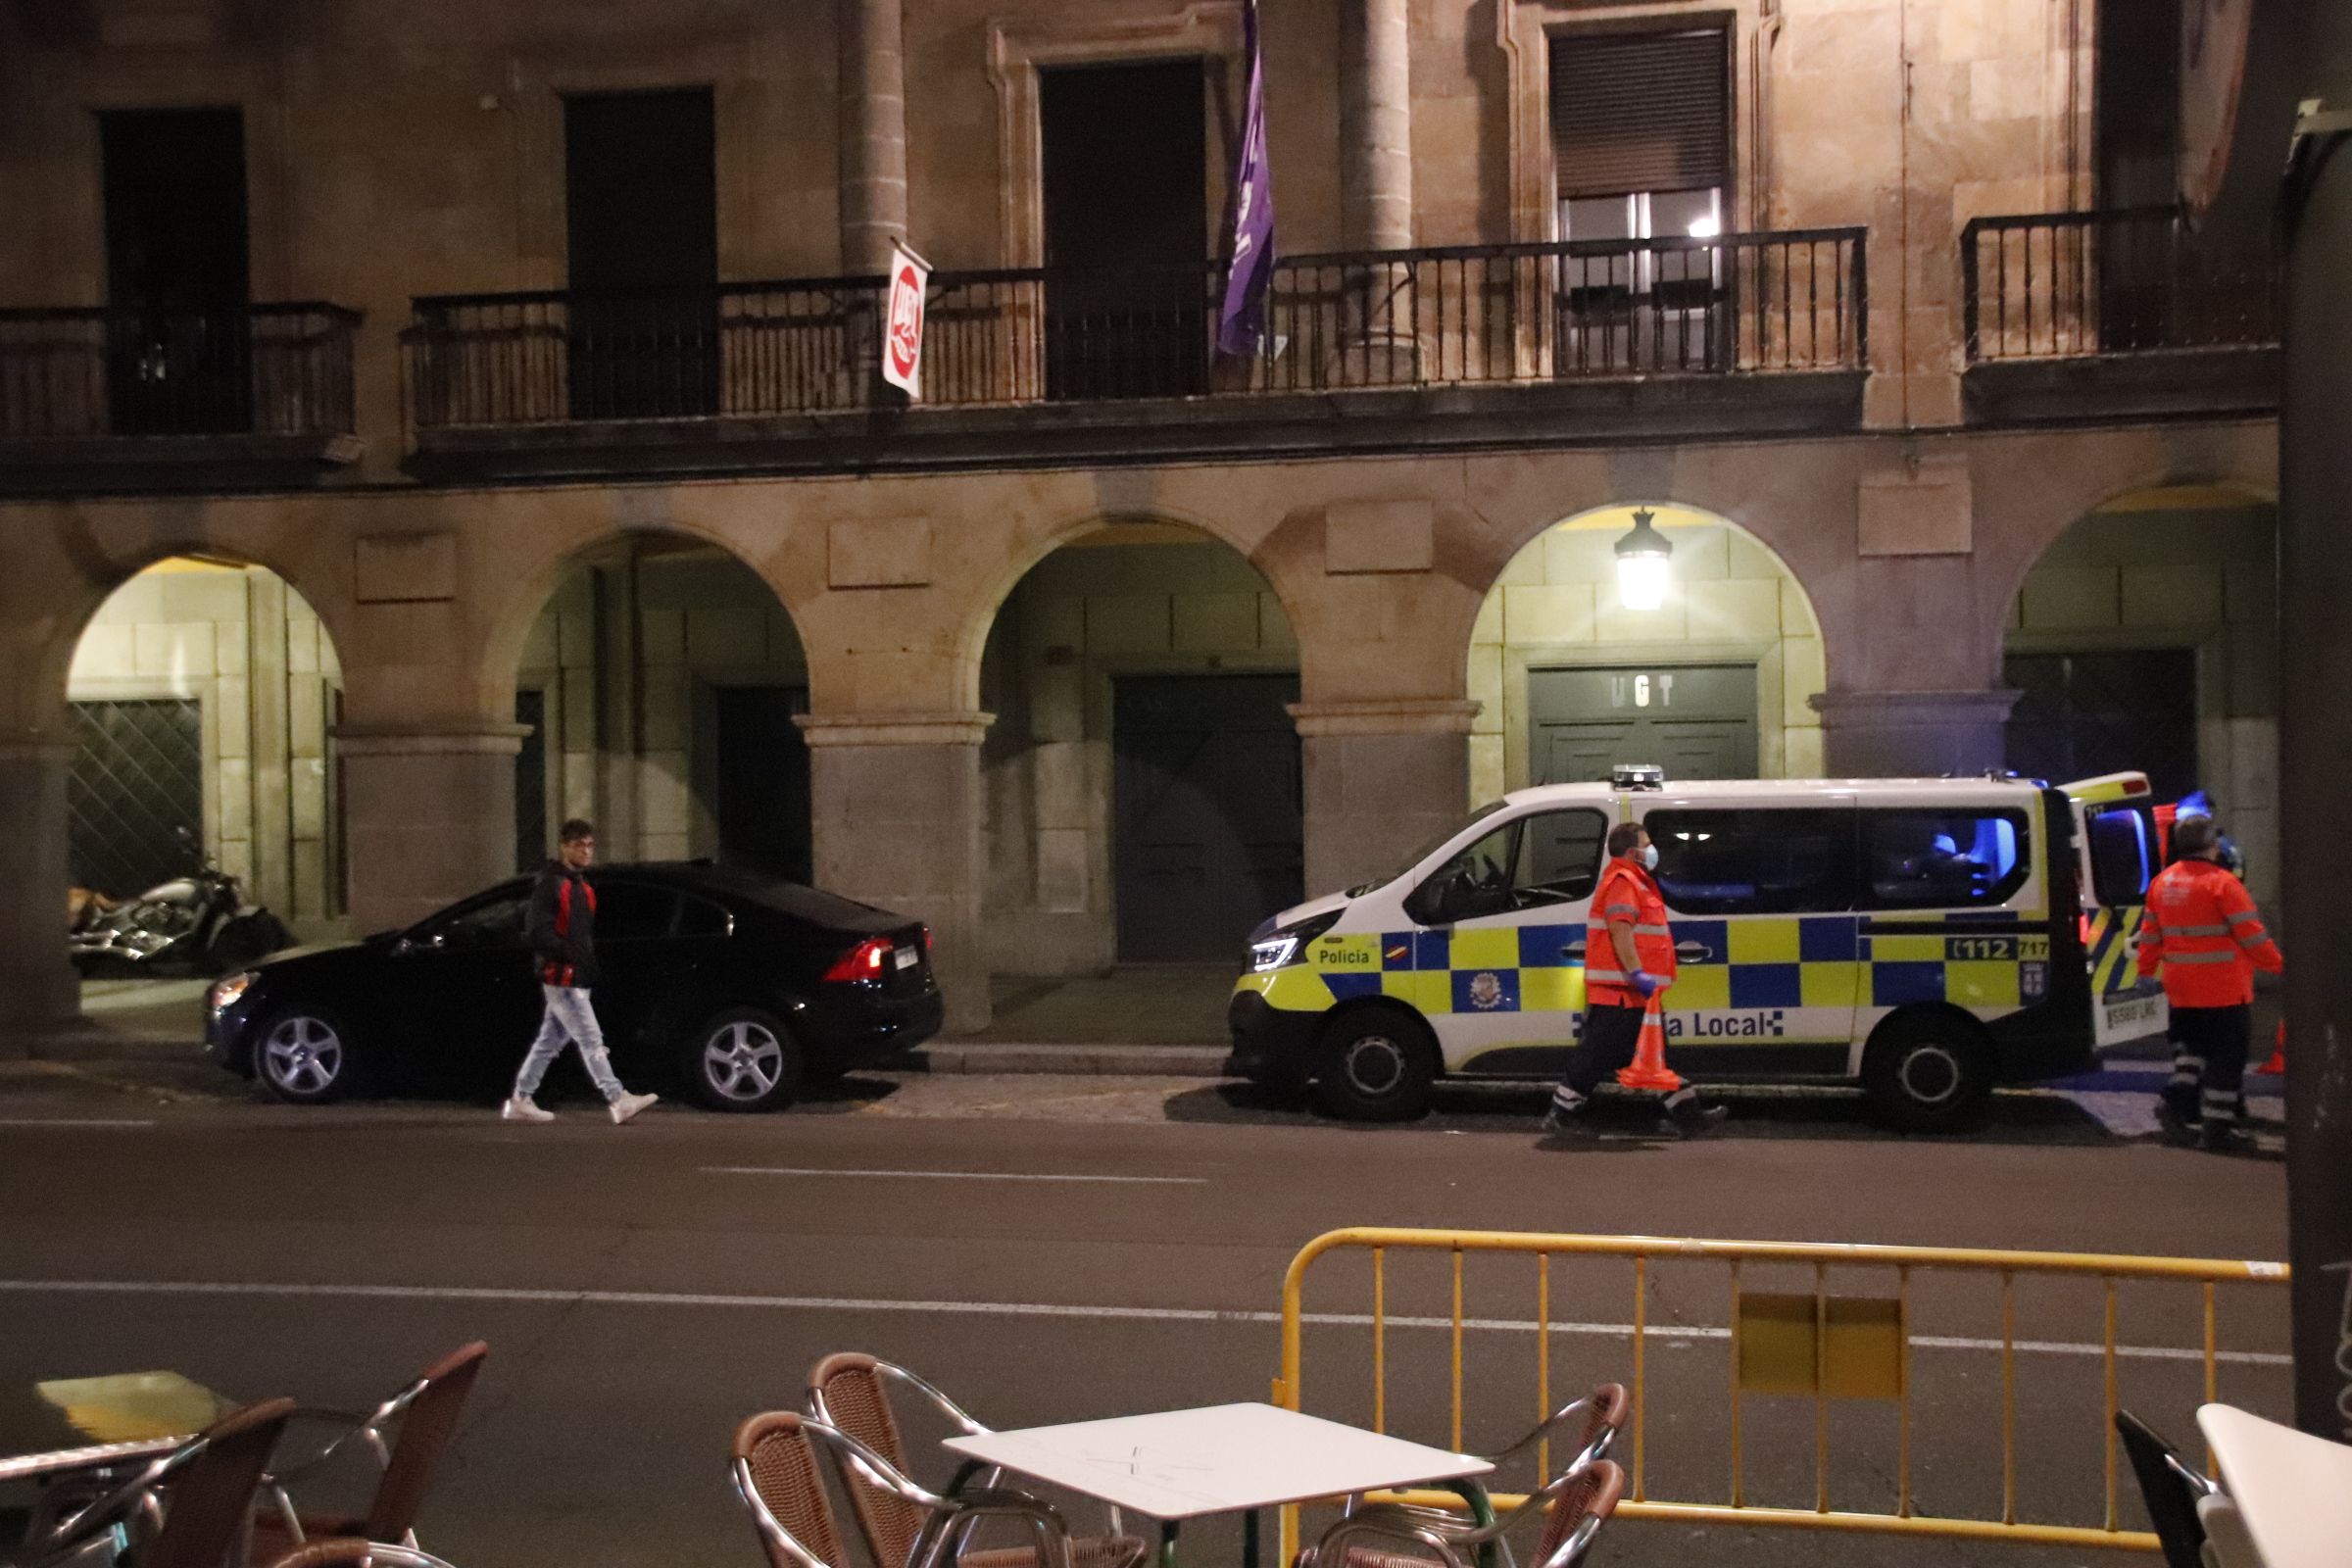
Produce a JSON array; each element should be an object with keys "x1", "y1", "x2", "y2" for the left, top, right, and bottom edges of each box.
[{"x1": 0, "y1": 1067, "x2": 2293, "y2": 1568}]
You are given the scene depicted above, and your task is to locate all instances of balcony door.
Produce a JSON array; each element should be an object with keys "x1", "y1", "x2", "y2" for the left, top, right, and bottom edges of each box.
[
  {"x1": 101, "y1": 108, "x2": 252, "y2": 434},
  {"x1": 564, "y1": 88, "x2": 718, "y2": 419},
  {"x1": 1040, "y1": 60, "x2": 1210, "y2": 401}
]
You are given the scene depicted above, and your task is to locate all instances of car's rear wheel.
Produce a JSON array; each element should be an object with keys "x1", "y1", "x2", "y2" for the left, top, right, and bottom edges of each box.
[
  {"x1": 684, "y1": 1006, "x2": 803, "y2": 1112},
  {"x1": 256, "y1": 1007, "x2": 364, "y2": 1105},
  {"x1": 1862, "y1": 1011, "x2": 1994, "y2": 1132},
  {"x1": 1311, "y1": 1008, "x2": 1439, "y2": 1122}
]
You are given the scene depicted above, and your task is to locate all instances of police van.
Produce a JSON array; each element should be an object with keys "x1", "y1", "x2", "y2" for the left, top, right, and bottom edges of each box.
[{"x1": 1226, "y1": 768, "x2": 2170, "y2": 1127}]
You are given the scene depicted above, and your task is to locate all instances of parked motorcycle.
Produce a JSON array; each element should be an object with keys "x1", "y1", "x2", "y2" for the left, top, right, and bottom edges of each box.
[{"x1": 69, "y1": 829, "x2": 294, "y2": 978}]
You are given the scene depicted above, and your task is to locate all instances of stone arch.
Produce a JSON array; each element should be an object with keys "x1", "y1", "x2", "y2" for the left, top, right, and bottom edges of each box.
[
  {"x1": 951, "y1": 504, "x2": 1311, "y2": 713},
  {"x1": 1466, "y1": 498, "x2": 1833, "y2": 794},
  {"x1": 485, "y1": 510, "x2": 816, "y2": 875}
]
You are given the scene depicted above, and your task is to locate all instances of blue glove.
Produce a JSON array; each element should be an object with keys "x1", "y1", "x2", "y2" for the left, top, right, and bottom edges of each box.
[{"x1": 1630, "y1": 969, "x2": 1664, "y2": 999}]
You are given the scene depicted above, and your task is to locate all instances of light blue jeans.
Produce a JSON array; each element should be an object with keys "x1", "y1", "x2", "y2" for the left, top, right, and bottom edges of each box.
[{"x1": 514, "y1": 985, "x2": 626, "y2": 1102}]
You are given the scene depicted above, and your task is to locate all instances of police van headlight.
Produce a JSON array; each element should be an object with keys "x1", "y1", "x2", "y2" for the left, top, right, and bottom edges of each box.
[{"x1": 1249, "y1": 910, "x2": 1342, "y2": 972}]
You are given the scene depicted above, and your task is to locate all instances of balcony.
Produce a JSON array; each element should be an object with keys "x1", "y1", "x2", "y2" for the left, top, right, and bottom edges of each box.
[
  {"x1": 402, "y1": 228, "x2": 1867, "y2": 478},
  {"x1": 1960, "y1": 209, "x2": 2278, "y2": 425},
  {"x1": 0, "y1": 304, "x2": 364, "y2": 492}
]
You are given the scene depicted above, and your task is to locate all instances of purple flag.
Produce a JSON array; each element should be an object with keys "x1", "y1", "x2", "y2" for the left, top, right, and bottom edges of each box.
[{"x1": 1216, "y1": 0, "x2": 1275, "y2": 357}]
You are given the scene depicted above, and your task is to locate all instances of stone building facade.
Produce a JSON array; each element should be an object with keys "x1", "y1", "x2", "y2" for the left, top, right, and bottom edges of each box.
[{"x1": 0, "y1": 0, "x2": 2278, "y2": 1042}]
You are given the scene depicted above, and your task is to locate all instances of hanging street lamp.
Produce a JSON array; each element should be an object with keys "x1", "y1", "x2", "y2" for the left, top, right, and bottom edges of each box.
[{"x1": 1613, "y1": 508, "x2": 1674, "y2": 611}]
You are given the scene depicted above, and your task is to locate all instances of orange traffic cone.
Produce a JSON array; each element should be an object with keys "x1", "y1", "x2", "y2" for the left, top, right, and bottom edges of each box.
[
  {"x1": 2255, "y1": 1020, "x2": 2285, "y2": 1075},
  {"x1": 1615, "y1": 996, "x2": 1684, "y2": 1092}
]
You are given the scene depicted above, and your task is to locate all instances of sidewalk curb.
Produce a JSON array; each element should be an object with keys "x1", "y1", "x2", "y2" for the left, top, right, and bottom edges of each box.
[{"x1": 902, "y1": 1042, "x2": 1233, "y2": 1078}]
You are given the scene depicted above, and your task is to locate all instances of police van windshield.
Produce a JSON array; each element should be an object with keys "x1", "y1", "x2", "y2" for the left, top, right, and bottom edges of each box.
[{"x1": 1348, "y1": 800, "x2": 1509, "y2": 897}]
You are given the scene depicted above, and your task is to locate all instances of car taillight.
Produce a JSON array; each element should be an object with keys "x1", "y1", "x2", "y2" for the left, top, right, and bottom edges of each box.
[
  {"x1": 920, "y1": 925, "x2": 933, "y2": 956},
  {"x1": 823, "y1": 936, "x2": 893, "y2": 983}
]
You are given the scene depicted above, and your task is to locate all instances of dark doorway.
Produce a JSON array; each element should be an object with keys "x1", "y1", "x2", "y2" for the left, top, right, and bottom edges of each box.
[
  {"x1": 564, "y1": 88, "x2": 719, "y2": 418},
  {"x1": 1527, "y1": 664, "x2": 1759, "y2": 783},
  {"x1": 1040, "y1": 59, "x2": 1209, "y2": 400},
  {"x1": 1112, "y1": 674, "x2": 1301, "y2": 962},
  {"x1": 514, "y1": 689, "x2": 548, "y2": 872},
  {"x1": 712, "y1": 686, "x2": 812, "y2": 884},
  {"x1": 100, "y1": 108, "x2": 252, "y2": 435},
  {"x1": 2005, "y1": 649, "x2": 2200, "y2": 800},
  {"x1": 68, "y1": 698, "x2": 205, "y2": 898},
  {"x1": 2092, "y1": 0, "x2": 2182, "y2": 351}
]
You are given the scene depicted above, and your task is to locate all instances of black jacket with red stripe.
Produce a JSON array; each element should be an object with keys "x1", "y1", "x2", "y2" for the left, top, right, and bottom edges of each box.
[{"x1": 527, "y1": 861, "x2": 598, "y2": 989}]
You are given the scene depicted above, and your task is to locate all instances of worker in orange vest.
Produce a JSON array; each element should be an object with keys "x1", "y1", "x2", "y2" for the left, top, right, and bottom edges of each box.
[
  {"x1": 2136, "y1": 814, "x2": 2282, "y2": 1153},
  {"x1": 1544, "y1": 820, "x2": 1727, "y2": 1140}
]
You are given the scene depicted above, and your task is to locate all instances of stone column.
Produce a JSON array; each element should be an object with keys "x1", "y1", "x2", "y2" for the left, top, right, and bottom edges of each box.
[
  {"x1": 839, "y1": 0, "x2": 909, "y2": 273},
  {"x1": 0, "y1": 741, "x2": 78, "y2": 1055},
  {"x1": 1342, "y1": 0, "x2": 1413, "y2": 252},
  {"x1": 1339, "y1": 0, "x2": 1420, "y2": 381},
  {"x1": 1810, "y1": 689, "x2": 2021, "y2": 778},
  {"x1": 1291, "y1": 699, "x2": 1478, "y2": 898},
  {"x1": 801, "y1": 712, "x2": 991, "y2": 1034},
  {"x1": 334, "y1": 723, "x2": 529, "y2": 936}
]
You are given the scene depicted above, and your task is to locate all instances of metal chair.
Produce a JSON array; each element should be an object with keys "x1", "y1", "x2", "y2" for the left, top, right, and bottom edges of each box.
[
  {"x1": 806, "y1": 1354, "x2": 1142, "y2": 1568},
  {"x1": 6, "y1": 1398, "x2": 296, "y2": 1568},
  {"x1": 2116, "y1": 1410, "x2": 2217, "y2": 1568},
  {"x1": 1340, "y1": 1384, "x2": 1628, "y2": 1552},
  {"x1": 1303, "y1": 1460, "x2": 1625, "y2": 1568},
  {"x1": 732, "y1": 1411, "x2": 1113, "y2": 1568},
  {"x1": 250, "y1": 1343, "x2": 487, "y2": 1557}
]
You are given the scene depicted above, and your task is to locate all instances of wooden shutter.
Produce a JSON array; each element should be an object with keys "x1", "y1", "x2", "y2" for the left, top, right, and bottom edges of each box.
[{"x1": 1549, "y1": 26, "x2": 1731, "y2": 199}]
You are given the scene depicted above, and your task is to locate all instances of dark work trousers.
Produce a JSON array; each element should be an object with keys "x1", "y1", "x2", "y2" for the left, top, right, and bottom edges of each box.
[
  {"x1": 1550, "y1": 1002, "x2": 1708, "y2": 1119},
  {"x1": 2164, "y1": 1004, "x2": 2251, "y2": 1128}
]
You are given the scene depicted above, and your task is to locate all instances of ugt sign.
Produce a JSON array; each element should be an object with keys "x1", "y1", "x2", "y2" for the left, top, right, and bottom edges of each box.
[{"x1": 882, "y1": 242, "x2": 929, "y2": 398}]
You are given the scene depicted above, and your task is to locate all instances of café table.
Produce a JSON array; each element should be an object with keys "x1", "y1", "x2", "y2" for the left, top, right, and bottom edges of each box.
[
  {"x1": 944, "y1": 1401, "x2": 1492, "y2": 1568},
  {"x1": 0, "y1": 1371, "x2": 234, "y2": 1502},
  {"x1": 2197, "y1": 1402, "x2": 2352, "y2": 1568}
]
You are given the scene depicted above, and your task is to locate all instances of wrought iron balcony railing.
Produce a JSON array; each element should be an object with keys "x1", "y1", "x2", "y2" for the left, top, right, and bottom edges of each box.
[
  {"x1": 403, "y1": 227, "x2": 1867, "y2": 432},
  {"x1": 0, "y1": 304, "x2": 361, "y2": 442},
  {"x1": 1961, "y1": 208, "x2": 2278, "y2": 363}
]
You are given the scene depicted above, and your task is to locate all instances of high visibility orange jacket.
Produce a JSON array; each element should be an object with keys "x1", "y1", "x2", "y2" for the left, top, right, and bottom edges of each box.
[
  {"x1": 1587, "y1": 858, "x2": 1677, "y2": 1007},
  {"x1": 2134, "y1": 858, "x2": 2281, "y2": 1008}
]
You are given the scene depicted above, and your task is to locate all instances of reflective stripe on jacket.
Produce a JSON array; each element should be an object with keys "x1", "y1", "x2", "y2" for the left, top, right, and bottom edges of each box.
[
  {"x1": 2135, "y1": 858, "x2": 2281, "y2": 1008},
  {"x1": 1586, "y1": 858, "x2": 1676, "y2": 1007}
]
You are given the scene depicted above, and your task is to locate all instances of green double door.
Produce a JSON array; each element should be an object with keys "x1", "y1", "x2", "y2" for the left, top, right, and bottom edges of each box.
[{"x1": 1529, "y1": 664, "x2": 1759, "y2": 783}]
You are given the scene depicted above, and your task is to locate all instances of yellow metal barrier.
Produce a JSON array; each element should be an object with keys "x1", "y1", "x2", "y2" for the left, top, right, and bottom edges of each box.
[{"x1": 1274, "y1": 1227, "x2": 2290, "y2": 1557}]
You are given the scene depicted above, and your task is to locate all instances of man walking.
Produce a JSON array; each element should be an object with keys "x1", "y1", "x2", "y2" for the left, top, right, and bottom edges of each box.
[
  {"x1": 1544, "y1": 821, "x2": 1726, "y2": 1140},
  {"x1": 2137, "y1": 813, "x2": 2280, "y2": 1153},
  {"x1": 502, "y1": 818, "x2": 660, "y2": 1125}
]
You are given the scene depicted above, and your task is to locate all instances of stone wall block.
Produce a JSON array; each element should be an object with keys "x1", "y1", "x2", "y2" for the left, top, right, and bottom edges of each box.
[
  {"x1": 1324, "y1": 500, "x2": 1434, "y2": 574},
  {"x1": 828, "y1": 516, "x2": 932, "y2": 589},
  {"x1": 688, "y1": 608, "x2": 768, "y2": 666},
  {"x1": 2020, "y1": 565, "x2": 2122, "y2": 630},
  {"x1": 354, "y1": 533, "x2": 459, "y2": 604},
  {"x1": 2121, "y1": 564, "x2": 2226, "y2": 627},
  {"x1": 1859, "y1": 463, "x2": 1973, "y2": 557},
  {"x1": 1085, "y1": 594, "x2": 1173, "y2": 655},
  {"x1": 1173, "y1": 592, "x2": 1261, "y2": 653}
]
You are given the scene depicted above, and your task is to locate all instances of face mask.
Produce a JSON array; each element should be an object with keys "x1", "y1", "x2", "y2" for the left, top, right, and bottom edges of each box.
[{"x1": 1640, "y1": 845, "x2": 1659, "y2": 871}]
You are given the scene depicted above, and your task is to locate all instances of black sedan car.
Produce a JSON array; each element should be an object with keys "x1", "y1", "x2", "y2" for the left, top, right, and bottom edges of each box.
[{"x1": 205, "y1": 861, "x2": 944, "y2": 1111}]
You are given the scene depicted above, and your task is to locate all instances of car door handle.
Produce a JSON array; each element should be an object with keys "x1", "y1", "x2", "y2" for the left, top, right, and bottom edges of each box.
[
  {"x1": 1560, "y1": 942, "x2": 1588, "y2": 959},
  {"x1": 1676, "y1": 942, "x2": 1716, "y2": 961}
]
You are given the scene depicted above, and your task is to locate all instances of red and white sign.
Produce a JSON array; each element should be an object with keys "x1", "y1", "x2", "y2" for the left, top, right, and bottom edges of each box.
[{"x1": 882, "y1": 242, "x2": 929, "y2": 398}]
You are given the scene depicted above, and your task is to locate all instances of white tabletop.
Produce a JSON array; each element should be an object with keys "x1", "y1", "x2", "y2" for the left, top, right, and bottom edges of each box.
[
  {"x1": 944, "y1": 1402, "x2": 1491, "y2": 1521},
  {"x1": 2197, "y1": 1403, "x2": 2352, "y2": 1568}
]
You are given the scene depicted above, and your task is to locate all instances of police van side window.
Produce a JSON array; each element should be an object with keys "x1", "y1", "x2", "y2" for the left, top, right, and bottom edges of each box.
[
  {"x1": 1403, "y1": 808, "x2": 1606, "y2": 924},
  {"x1": 1648, "y1": 808, "x2": 1854, "y2": 915},
  {"x1": 2087, "y1": 805, "x2": 2158, "y2": 906},
  {"x1": 1860, "y1": 808, "x2": 2031, "y2": 908}
]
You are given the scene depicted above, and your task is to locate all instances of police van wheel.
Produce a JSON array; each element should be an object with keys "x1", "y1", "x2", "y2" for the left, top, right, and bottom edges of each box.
[
  {"x1": 1312, "y1": 1011, "x2": 1437, "y2": 1122},
  {"x1": 1863, "y1": 1014, "x2": 1994, "y2": 1133}
]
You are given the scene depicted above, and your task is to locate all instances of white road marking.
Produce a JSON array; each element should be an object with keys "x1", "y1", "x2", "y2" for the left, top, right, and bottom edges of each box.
[
  {"x1": 0, "y1": 1118, "x2": 156, "y2": 1129},
  {"x1": 0, "y1": 1279, "x2": 2290, "y2": 1366},
  {"x1": 701, "y1": 1165, "x2": 1206, "y2": 1186}
]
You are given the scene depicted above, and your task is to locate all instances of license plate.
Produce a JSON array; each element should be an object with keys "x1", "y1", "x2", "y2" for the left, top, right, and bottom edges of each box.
[{"x1": 893, "y1": 946, "x2": 919, "y2": 971}]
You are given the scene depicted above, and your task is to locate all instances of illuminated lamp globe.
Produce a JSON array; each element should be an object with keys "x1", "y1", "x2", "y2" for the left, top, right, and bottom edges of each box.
[{"x1": 1613, "y1": 508, "x2": 1675, "y2": 611}]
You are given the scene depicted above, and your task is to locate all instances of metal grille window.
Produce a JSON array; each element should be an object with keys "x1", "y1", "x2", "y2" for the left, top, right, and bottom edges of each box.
[{"x1": 69, "y1": 699, "x2": 204, "y2": 898}]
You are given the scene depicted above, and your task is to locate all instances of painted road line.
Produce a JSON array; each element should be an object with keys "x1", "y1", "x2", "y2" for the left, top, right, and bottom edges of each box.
[
  {"x1": 0, "y1": 1118, "x2": 156, "y2": 1129},
  {"x1": 0, "y1": 1280, "x2": 2291, "y2": 1367},
  {"x1": 700, "y1": 1166, "x2": 1207, "y2": 1185}
]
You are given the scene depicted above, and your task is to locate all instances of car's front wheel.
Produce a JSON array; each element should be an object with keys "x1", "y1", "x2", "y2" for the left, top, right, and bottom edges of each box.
[
  {"x1": 683, "y1": 1006, "x2": 804, "y2": 1112},
  {"x1": 1311, "y1": 1008, "x2": 1439, "y2": 1122},
  {"x1": 256, "y1": 1007, "x2": 364, "y2": 1104}
]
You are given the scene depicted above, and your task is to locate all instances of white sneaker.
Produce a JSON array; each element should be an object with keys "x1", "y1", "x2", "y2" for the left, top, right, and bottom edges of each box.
[
  {"x1": 609, "y1": 1091, "x2": 659, "y2": 1125},
  {"x1": 501, "y1": 1095, "x2": 554, "y2": 1123}
]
